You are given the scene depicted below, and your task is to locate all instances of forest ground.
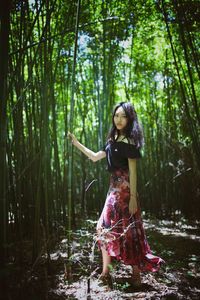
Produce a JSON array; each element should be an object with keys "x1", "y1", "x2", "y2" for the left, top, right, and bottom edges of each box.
[{"x1": 1, "y1": 215, "x2": 200, "y2": 300}]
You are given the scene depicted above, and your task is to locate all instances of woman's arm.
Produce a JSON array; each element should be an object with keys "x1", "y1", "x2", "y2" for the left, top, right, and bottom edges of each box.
[
  {"x1": 68, "y1": 132, "x2": 106, "y2": 162},
  {"x1": 128, "y1": 158, "x2": 138, "y2": 215}
]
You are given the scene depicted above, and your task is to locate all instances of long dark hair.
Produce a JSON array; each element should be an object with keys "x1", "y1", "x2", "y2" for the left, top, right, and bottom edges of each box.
[{"x1": 107, "y1": 102, "x2": 144, "y2": 149}]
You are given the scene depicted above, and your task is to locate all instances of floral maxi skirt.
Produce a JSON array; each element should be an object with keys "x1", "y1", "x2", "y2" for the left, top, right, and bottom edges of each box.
[{"x1": 97, "y1": 169, "x2": 164, "y2": 272}]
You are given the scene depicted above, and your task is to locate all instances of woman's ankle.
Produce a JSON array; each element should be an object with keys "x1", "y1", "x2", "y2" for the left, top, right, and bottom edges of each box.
[
  {"x1": 132, "y1": 265, "x2": 140, "y2": 272},
  {"x1": 132, "y1": 265, "x2": 141, "y2": 286}
]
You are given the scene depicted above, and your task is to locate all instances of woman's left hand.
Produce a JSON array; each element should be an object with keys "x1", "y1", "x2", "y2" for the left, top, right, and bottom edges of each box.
[{"x1": 129, "y1": 195, "x2": 138, "y2": 215}]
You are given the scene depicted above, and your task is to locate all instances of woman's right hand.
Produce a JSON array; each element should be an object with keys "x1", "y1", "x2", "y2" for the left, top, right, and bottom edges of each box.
[{"x1": 67, "y1": 132, "x2": 79, "y2": 147}]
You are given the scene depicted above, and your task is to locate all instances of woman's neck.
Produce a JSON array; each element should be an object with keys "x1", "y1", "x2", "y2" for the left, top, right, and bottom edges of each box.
[{"x1": 115, "y1": 134, "x2": 126, "y2": 141}]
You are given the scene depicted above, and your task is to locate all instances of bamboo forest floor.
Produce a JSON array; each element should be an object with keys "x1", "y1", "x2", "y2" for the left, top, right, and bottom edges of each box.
[{"x1": 1, "y1": 216, "x2": 200, "y2": 300}]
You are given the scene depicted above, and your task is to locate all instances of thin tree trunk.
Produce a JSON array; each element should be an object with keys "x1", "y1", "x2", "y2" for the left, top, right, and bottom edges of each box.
[
  {"x1": 0, "y1": 0, "x2": 11, "y2": 266},
  {"x1": 68, "y1": 0, "x2": 81, "y2": 259}
]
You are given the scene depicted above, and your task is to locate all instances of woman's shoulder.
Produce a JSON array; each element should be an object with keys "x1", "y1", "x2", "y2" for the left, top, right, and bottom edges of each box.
[{"x1": 118, "y1": 138, "x2": 141, "y2": 159}]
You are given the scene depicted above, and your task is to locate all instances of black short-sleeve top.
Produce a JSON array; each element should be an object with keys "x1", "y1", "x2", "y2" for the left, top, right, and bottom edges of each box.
[{"x1": 102, "y1": 139, "x2": 142, "y2": 172}]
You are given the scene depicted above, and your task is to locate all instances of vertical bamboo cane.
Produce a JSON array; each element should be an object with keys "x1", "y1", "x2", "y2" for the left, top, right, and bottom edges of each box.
[{"x1": 67, "y1": 0, "x2": 81, "y2": 273}]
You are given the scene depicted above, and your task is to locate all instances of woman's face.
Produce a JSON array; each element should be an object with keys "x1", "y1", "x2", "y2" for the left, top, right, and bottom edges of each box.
[{"x1": 113, "y1": 106, "x2": 128, "y2": 133}]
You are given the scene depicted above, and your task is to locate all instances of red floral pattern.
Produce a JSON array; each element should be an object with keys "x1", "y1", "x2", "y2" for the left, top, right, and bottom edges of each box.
[{"x1": 97, "y1": 169, "x2": 164, "y2": 272}]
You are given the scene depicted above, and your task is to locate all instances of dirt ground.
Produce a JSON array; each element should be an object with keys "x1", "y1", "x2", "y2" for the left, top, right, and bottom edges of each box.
[{"x1": 1, "y1": 217, "x2": 200, "y2": 300}]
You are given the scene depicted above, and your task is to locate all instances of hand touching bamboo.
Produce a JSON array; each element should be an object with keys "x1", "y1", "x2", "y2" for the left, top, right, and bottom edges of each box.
[
  {"x1": 67, "y1": 132, "x2": 79, "y2": 147},
  {"x1": 67, "y1": 131, "x2": 106, "y2": 162}
]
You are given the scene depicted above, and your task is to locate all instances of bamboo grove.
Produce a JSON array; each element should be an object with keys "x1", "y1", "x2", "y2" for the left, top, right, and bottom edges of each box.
[{"x1": 0, "y1": 0, "x2": 200, "y2": 266}]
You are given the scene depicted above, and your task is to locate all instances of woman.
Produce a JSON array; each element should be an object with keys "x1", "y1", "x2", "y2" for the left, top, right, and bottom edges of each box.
[{"x1": 68, "y1": 102, "x2": 164, "y2": 287}]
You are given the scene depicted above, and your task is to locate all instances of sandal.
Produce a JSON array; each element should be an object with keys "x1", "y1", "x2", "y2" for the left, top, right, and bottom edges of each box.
[{"x1": 98, "y1": 273, "x2": 113, "y2": 288}]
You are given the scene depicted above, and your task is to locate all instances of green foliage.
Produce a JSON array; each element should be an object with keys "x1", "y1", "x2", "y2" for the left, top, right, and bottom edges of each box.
[{"x1": 113, "y1": 280, "x2": 130, "y2": 291}]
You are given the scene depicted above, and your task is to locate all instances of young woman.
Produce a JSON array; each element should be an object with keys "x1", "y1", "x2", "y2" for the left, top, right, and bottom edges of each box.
[{"x1": 68, "y1": 102, "x2": 164, "y2": 287}]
